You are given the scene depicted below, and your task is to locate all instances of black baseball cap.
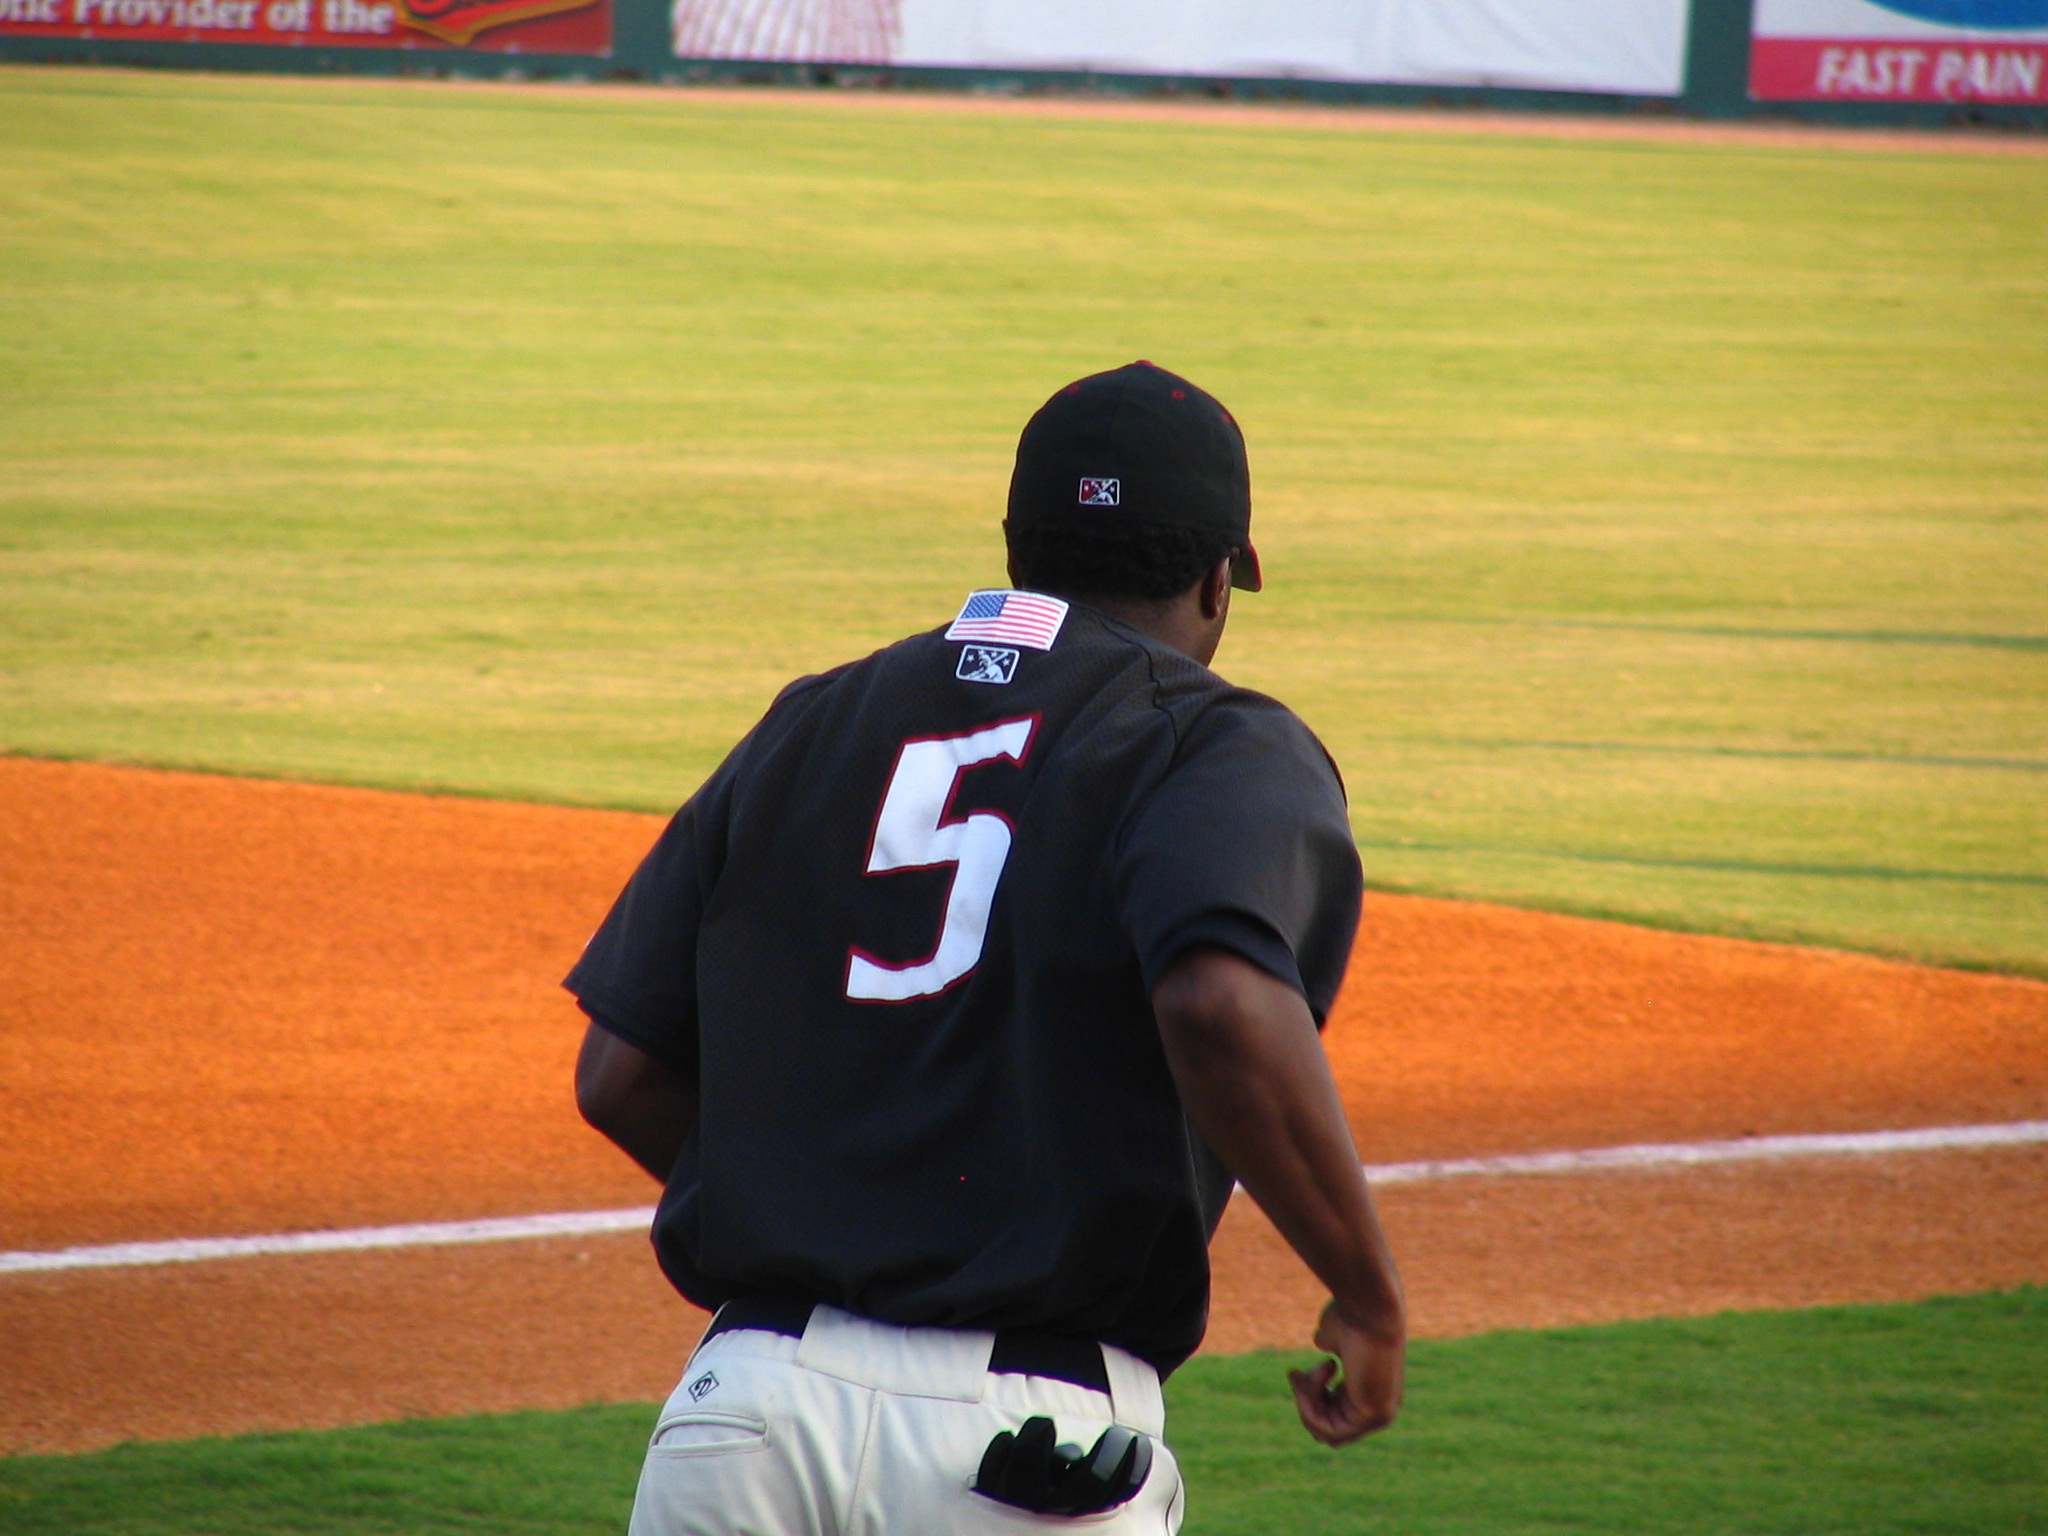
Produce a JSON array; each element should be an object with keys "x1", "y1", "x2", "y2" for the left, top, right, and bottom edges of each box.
[{"x1": 1008, "y1": 361, "x2": 1262, "y2": 592}]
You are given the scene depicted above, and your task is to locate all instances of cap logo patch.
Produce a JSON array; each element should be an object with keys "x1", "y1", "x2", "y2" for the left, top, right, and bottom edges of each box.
[{"x1": 1078, "y1": 477, "x2": 1120, "y2": 507}]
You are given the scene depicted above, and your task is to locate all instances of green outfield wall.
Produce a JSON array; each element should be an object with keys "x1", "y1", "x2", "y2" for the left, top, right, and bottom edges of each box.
[{"x1": 1, "y1": 0, "x2": 2044, "y2": 129}]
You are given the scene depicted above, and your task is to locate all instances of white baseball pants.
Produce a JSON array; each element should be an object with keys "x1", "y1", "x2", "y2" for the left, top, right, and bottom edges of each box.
[{"x1": 627, "y1": 1305, "x2": 1186, "y2": 1536}]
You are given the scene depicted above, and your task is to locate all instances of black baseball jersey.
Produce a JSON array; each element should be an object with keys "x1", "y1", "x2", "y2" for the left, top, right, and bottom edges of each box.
[{"x1": 565, "y1": 591, "x2": 1362, "y2": 1374}]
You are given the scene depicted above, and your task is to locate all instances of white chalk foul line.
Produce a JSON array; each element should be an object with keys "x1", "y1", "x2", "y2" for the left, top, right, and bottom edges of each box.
[
  {"x1": 1354, "y1": 1118, "x2": 2048, "y2": 1186},
  {"x1": 5, "y1": 1119, "x2": 2043, "y2": 1278},
  {"x1": 0, "y1": 1206, "x2": 658, "y2": 1276}
]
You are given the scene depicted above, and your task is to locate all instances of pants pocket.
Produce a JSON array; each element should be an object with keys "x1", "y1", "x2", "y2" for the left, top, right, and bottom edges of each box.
[{"x1": 649, "y1": 1411, "x2": 771, "y2": 1456}]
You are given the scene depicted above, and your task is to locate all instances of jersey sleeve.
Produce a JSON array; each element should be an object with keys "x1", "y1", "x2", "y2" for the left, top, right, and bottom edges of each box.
[
  {"x1": 1112, "y1": 696, "x2": 1363, "y2": 1022},
  {"x1": 561, "y1": 746, "x2": 746, "y2": 1080}
]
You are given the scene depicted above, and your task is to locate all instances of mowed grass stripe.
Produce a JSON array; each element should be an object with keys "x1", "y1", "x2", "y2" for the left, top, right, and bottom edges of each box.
[
  {"x1": 0, "y1": 1291, "x2": 2040, "y2": 1535},
  {"x1": 1352, "y1": 734, "x2": 2048, "y2": 773},
  {"x1": 1427, "y1": 617, "x2": 2048, "y2": 651},
  {"x1": 1, "y1": 69, "x2": 2044, "y2": 970},
  {"x1": 1355, "y1": 838, "x2": 2048, "y2": 886}
]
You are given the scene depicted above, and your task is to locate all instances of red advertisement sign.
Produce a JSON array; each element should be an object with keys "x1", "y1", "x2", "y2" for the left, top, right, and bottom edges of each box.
[
  {"x1": 1751, "y1": 0, "x2": 2048, "y2": 101},
  {"x1": 1752, "y1": 36, "x2": 2048, "y2": 99},
  {"x1": 0, "y1": 0, "x2": 609, "y2": 53}
]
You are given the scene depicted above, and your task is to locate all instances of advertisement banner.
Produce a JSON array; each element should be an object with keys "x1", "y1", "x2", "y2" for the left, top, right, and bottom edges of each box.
[
  {"x1": 1751, "y1": 0, "x2": 2048, "y2": 102},
  {"x1": 0, "y1": 0, "x2": 609, "y2": 53},
  {"x1": 669, "y1": 0, "x2": 1692, "y2": 99}
]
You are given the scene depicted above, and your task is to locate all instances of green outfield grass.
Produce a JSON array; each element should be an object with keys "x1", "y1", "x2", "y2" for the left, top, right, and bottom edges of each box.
[
  {"x1": 2, "y1": 1290, "x2": 2041, "y2": 1534},
  {"x1": 2, "y1": 68, "x2": 2044, "y2": 971}
]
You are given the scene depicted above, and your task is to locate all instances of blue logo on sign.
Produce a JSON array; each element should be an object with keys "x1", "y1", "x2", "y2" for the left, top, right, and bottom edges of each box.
[{"x1": 1867, "y1": 0, "x2": 2048, "y2": 27}]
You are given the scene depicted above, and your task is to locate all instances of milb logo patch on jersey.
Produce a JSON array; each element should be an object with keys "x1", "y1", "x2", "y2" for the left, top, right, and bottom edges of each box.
[{"x1": 956, "y1": 645, "x2": 1019, "y2": 685}]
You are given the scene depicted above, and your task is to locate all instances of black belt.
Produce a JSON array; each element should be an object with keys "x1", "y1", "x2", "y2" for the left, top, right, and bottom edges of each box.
[{"x1": 704, "y1": 1296, "x2": 1113, "y2": 1395}]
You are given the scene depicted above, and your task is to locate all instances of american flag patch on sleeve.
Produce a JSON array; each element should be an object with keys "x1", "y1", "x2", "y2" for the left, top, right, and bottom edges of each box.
[{"x1": 944, "y1": 590, "x2": 1070, "y2": 651}]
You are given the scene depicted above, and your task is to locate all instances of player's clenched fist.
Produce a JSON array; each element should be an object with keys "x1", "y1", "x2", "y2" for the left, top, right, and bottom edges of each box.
[{"x1": 1290, "y1": 1299, "x2": 1407, "y2": 1446}]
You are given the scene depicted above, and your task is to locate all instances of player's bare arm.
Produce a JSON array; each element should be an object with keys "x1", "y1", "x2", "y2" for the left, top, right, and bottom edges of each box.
[
  {"x1": 576, "y1": 1025, "x2": 699, "y2": 1184},
  {"x1": 1152, "y1": 946, "x2": 1406, "y2": 1447}
]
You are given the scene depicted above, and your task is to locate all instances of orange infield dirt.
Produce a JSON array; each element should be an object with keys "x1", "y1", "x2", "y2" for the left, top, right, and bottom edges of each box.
[{"x1": 2, "y1": 756, "x2": 2045, "y2": 1453}]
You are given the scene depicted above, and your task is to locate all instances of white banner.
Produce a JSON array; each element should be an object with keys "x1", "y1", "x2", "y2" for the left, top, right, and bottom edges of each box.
[
  {"x1": 1751, "y1": 0, "x2": 2048, "y2": 101},
  {"x1": 672, "y1": 0, "x2": 1691, "y2": 98}
]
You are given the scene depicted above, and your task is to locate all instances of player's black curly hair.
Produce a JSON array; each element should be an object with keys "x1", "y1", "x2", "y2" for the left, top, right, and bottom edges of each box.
[{"x1": 1006, "y1": 516, "x2": 1237, "y2": 604}]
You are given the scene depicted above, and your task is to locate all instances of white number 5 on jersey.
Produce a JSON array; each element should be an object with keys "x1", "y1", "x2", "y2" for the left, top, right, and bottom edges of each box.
[{"x1": 844, "y1": 716, "x2": 1037, "y2": 1003}]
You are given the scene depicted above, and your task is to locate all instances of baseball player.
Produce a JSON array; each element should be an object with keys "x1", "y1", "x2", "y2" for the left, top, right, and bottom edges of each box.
[{"x1": 569, "y1": 362, "x2": 1405, "y2": 1535}]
